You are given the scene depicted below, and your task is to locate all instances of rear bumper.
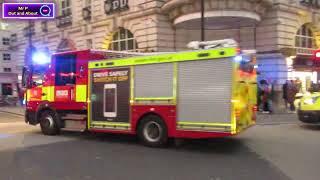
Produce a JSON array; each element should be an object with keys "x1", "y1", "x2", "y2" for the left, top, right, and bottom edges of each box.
[{"x1": 298, "y1": 110, "x2": 320, "y2": 124}]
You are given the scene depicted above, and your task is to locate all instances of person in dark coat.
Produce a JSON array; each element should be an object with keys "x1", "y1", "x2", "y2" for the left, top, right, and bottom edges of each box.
[
  {"x1": 287, "y1": 80, "x2": 298, "y2": 111},
  {"x1": 260, "y1": 80, "x2": 272, "y2": 113},
  {"x1": 282, "y1": 80, "x2": 289, "y2": 109}
]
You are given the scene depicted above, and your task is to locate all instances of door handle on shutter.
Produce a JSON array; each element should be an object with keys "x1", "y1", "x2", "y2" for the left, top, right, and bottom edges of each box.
[
  {"x1": 238, "y1": 81, "x2": 246, "y2": 83},
  {"x1": 41, "y1": 93, "x2": 46, "y2": 96}
]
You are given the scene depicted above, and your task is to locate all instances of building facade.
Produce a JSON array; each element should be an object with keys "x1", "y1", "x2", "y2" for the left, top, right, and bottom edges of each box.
[
  {"x1": 13, "y1": 0, "x2": 320, "y2": 104},
  {"x1": 0, "y1": 20, "x2": 19, "y2": 97}
]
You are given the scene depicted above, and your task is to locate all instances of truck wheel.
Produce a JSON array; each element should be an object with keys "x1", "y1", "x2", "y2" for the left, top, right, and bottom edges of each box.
[
  {"x1": 39, "y1": 110, "x2": 60, "y2": 136},
  {"x1": 138, "y1": 115, "x2": 168, "y2": 147}
]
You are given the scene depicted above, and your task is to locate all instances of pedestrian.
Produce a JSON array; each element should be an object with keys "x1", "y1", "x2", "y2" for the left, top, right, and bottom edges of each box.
[
  {"x1": 295, "y1": 78, "x2": 302, "y2": 93},
  {"x1": 260, "y1": 80, "x2": 272, "y2": 113},
  {"x1": 287, "y1": 80, "x2": 298, "y2": 112},
  {"x1": 282, "y1": 80, "x2": 289, "y2": 109}
]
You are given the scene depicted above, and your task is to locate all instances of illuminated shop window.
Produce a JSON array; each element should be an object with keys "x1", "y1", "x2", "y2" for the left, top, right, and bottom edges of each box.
[
  {"x1": 295, "y1": 24, "x2": 315, "y2": 49},
  {"x1": 110, "y1": 28, "x2": 138, "y2": 51}
]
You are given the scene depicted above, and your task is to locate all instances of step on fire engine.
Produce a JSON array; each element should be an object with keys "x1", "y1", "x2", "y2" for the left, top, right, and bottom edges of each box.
[{"x1": 22, "y1": 39, "x2": 257, "y2": 147}]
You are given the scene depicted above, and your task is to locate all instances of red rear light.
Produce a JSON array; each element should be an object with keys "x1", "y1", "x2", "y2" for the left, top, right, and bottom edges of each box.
[
  {"x1": 313, "y1": 49, "x2": 320, "y2": 65},
  {"x1": 253, "y1": 105, "x2": 258, "y2": 112},
  {"x1": 235, "y1": 110, "x2": 241, "y2": 118},
  {"x1": 236, "y1": 48, "x2": 241, "y2": 54}
]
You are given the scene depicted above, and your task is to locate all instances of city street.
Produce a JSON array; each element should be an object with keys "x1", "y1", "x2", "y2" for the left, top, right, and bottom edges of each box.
[{"x1": 0, "y1": 111, "x2": 319, "y2": 180}]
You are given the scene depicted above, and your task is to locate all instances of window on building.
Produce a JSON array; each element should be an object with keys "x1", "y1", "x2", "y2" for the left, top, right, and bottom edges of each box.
[
  {"x1": 110, "y1": 28, "x2": 138, "y2": 51},
  {"x1": 61, "y1": 0, "x2": 72, "y2": 16},
  {"x1": 83, "y1": 0, "x2": 92, "y2": 20},
  {"x1": 295, "y1": 24, "x2": 315, "y2": 49},
  {"x1": 1, "y1": 83, "x2": 12, "y2": 95},
  {"x1": 3, "y1": 68, "x2": 11, "y2": 72},
  {"x1": 10, "y1": 34, "x2": 17, "y2": 43},
  {"x1": 2, "y1": 37, "x2": 10, "y2": 45},
  {"x1": 85, "y1": 0, "x2": 91, "y2": 7},
  {"x1": 86, "y1": 39, "x2": 93, "y2": 49},
  {"x1": 3, "y1": 54, "x2": 11, "y2": 61},
  {"x1": 41, "y1": 21, "x2": 48, "y2": 32}
]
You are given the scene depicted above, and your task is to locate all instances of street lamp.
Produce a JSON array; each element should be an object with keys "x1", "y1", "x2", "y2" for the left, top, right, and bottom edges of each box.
[
  {"x1": 23, "y1": 21, "x2": 35, "y2": 67},
  {"x1": 201, "y1": 0, "x2": 205, "y2": 42}
]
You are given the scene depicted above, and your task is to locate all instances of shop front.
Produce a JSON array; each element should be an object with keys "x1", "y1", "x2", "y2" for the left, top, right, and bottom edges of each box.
[{"x1": 283, "y1": 23, "x2": 320, "y2": 93}]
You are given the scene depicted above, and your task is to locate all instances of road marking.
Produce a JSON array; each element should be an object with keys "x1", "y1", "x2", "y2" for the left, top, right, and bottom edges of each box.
[
  {"x1": 0, "y1": 134, "x2": 11, "y2": 139},
  {"x1": 257, "y1": 122, "x2": 299, "y2": 126}
]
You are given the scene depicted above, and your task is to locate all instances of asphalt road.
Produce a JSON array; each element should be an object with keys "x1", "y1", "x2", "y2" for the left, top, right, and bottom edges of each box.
[{"x1": 0, "y1": 112, "x2": 319, "y2": 180}]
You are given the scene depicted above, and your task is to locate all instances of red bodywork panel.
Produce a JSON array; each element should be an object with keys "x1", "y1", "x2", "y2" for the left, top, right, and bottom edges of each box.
[
  {"x1": 130, "y1": 105, "x2": 177, "y2": 137},
  {"x1": 27, "y1": 50, "x2": 105, "y2": 112},
  {"x1": 89, "y1": 104, "x2": 232, "y2": 139}
]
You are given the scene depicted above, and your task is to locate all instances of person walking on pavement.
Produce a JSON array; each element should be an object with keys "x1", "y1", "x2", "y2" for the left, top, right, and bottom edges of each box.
[
  {"x1": 287, "y1": 80, "x2": 298, "y2": 112},
  {"x1": 260, "y1": 79, "x2": 272, "y2": 113},
  {"x1": 282, "y1": 80, "x2": 289, "y2": 109}
]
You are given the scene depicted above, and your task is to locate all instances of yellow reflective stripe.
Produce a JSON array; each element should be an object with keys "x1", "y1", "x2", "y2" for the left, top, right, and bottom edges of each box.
[
  {"x1": 76, "y1": 85, "x2": 87, "y2": 102},
  {"x1": 87, "y1": 70, "x2": 92, "y2": 129},
  {"x1": 26, "y1": 89, "x2": 31, "y2": 101},
  {"x1": 178, "y1": 126, "x2": 231, "y2": 131},
  {"x1": 130, "y1": 66, "x2": 134, "y2": 102},
  {"x1": 178, "y1": 122, "x2": 232, "y2": 127},
  {"x1": 41, "y1": 86, "x2": 54, "y2": 102},
  {"x1": 134, "y1": 97, "x2": 174, "y2": 101},
  {"x1": 173, "y1": 62, "x2": 178, "y2": 104},
  {"x1": 89, "y1": 48, "x2": 237, "y2": 69},
  {"x1": 91, "y1": 121, "x2": 130, "y2": 127},
  {"x1": 177, "y1": 122, "x2": 232, "y2": 132},
  {"x1": 231, "y1": 62, "x2": 237, "y2": 134}
]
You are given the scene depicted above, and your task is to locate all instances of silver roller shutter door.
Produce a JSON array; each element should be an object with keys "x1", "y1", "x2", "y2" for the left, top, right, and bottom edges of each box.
[
  {"x1": 134, "y1": 63, "x2": 174, "y2": 98},
  {"x1": 178, "y1": 58, "x2": 233, "y2": 124}
]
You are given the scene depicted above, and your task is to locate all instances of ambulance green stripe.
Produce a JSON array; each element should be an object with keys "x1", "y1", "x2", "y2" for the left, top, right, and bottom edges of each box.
[{"x1": 88, "y1": 48, "x2": 237, "y2": 69}]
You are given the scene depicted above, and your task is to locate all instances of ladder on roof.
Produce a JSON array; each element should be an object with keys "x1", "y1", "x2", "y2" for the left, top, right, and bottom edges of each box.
[
  {"x1": 90, "y1": 39, "x2": 239, "y2": 59},
  {"x1": 90, "y1": 50, "x2": 146, "y2": 59},
  {"x1": 90, "y1": 49, "x2": 171, "y2": 59},
  {"x1": 187, "y1": 39, "x2": 238, "y2": 50}
]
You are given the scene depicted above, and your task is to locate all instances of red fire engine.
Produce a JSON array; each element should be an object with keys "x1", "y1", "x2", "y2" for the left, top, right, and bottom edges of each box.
[{"x1": 23, "y1": 39, "x2": 257, "y2": 147}]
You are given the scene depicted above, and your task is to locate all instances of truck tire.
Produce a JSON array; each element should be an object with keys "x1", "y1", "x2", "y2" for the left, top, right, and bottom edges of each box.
[
  {"x1": 39, "y1": 110, "x2": 60, "y2": 136},
  {"x1": 138, "y1": 115, "x2": 168, "y2": 147}
]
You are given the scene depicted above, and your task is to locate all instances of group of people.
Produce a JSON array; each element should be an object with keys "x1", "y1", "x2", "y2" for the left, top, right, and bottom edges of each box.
[{"x1": 282, "y1": 80, "x2": 299, "y2": 112}]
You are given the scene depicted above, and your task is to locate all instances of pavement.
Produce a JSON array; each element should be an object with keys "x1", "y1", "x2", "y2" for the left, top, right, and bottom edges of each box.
[{"x1": 0, "y1": 106, "x2": 25, "y2": 116}]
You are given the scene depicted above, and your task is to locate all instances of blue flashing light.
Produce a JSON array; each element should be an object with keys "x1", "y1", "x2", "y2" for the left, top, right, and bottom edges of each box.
[
  {"x1": 32, "y1": 52, "x2": 50, "y2": 65},
  {"x1": 234, "y1": 55, "x2": 243, "y2": 62}
]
